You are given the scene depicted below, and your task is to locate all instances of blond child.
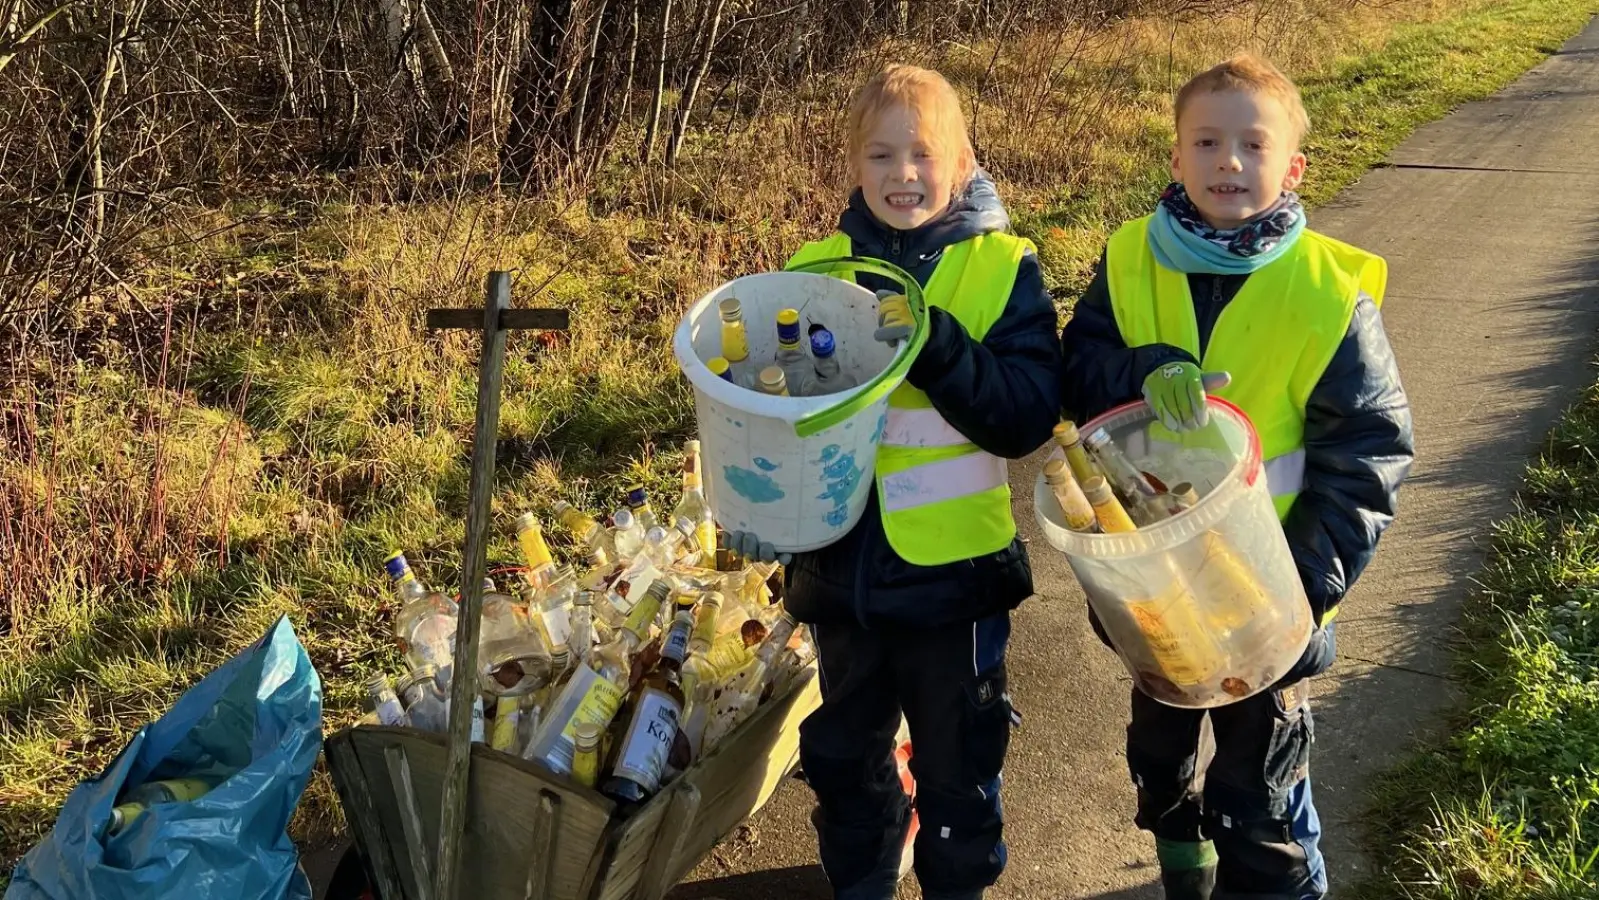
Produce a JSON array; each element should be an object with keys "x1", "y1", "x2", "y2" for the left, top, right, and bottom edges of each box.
[
  {"x1": 1059, "y1": 55, "x2": 1414, "y2": 900},
  {"x1": 725, "y1": 65, "x2": 1061, "y2": 900}
]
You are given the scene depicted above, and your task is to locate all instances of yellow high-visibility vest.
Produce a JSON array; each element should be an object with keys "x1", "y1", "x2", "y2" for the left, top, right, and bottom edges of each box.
[
  {"x1": 788, "y1": 230, "x2": 1031, "y2": 566},
  {"x1": 1105, "y1": 214, "x2": 1386, "y2": 522}
]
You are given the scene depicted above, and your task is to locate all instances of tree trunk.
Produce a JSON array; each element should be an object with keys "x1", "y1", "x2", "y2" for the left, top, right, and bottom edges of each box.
[
  {"x1": 568, "y1": 0, "x2": 608, "y2": 155},
  {"x1": 619, "y1": 2, "x2": 638, "y2": 124},
  {"x1": 499, "y1": 0, "x2": 578, "y2": 185},
  {"x1": 639, "y1": 0, "x2": 672, "y2": 164},
  {"x1": 665, "y1": 0, "x2": 726, "y2": 167}
]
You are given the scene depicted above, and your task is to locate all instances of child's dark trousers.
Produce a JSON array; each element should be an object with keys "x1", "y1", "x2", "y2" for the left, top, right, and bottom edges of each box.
[
  {"x1": 1128, "y1": 624, "x2": 1338, "y2": 900},
  {"x1": 799, "y1": 613, "x2": 1013, "y2": 900}
]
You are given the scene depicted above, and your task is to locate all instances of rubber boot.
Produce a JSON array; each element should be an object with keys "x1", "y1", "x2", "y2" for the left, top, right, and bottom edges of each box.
[{"x1": 1156, "y1": 838, "x2": 1218, "y2": 900}]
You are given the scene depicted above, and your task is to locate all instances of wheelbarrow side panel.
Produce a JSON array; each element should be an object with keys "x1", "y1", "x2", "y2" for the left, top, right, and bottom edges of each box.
[
  {"x1": 327, "y1": 726, "x2": 615, "y2": 900},
  {"x1": 592, "y1": 670, "x2": 822, "y2": 900}
]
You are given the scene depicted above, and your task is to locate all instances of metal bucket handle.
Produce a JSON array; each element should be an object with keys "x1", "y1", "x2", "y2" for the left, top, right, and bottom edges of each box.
[{"x1": 780, "y1": 256, "x2": 929, "y2": 438}]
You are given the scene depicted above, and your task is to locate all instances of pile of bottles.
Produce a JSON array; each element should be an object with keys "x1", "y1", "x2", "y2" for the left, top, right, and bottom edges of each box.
[
  {"x1": 706, "y1": 296, "x2": 859, "y2": 397},
  {"x1": 359, "y1": 440, "x2": 816, "y2": 810},
  {"x1": 1041, "y1": 422, "x2": 1282, "y2": 704},
  {"x1": 1038, "y1": 421, "x2": 1206, "y2": 533}
]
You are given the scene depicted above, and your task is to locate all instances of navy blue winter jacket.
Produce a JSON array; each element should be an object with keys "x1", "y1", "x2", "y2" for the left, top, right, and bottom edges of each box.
[
  {"x1": 782, "y1": 173, "x2": 1063, "y2": 629},
  {"x1": 1059, "y1": 249, "x2": 1414, "y2": 624}
]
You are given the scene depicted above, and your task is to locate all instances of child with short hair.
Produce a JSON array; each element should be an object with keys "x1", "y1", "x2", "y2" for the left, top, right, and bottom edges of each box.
[
  {"x1": 725, "y1": 64, "x2": 1061, "y2": 900},
  {"x1": 1059, "y1": 54, "x2": 1415, "y2": 899}
]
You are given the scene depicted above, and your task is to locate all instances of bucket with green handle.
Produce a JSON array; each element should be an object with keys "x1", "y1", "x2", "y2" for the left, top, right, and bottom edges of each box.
[{"x1": 671, "y1": 257, "x2": 929, "y2": 552}]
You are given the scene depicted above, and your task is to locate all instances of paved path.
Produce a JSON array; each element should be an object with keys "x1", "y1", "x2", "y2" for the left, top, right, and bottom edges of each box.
[{"x1": 668, "y1": 17, "x2": 1599, "y2": 900}]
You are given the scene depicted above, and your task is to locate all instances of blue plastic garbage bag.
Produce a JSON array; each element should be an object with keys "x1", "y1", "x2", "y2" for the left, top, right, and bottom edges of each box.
[{"x1": 7, "y1": 615, "x2": 323, "y2": 900}]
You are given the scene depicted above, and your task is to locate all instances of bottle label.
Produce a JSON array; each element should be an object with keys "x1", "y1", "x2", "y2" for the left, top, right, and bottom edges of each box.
[
  {"x1": 492, "y1": 706, "x2": 521, "y2": 752},
  {"x1": 695, "y1": 521, "x2": 718, "y2": 559},
  {"x1": 518, "y1": 530, "x2": 554, "y2": 571},
  {"x1": 663, "y1": 622, "x2": 691, "y2": 662},
  {"x1": 612, "y1": 687, "x2": 682, "y2": 794},
  {"x1": 572, "y1": 746, "x2": 599, "y2": 788},
  {"x1": 721, "y1": 322, "x2": 749, "y2": 363},
  {"x1": 1127, "y1": 600, "x2": 1217, "y2": 686},
  {"x1": 544, "y1": 677, "x2": 626, "y2": 774},
  {"x1": 541, "y1": 605, "x2": 573, "y2": 649},
  {"x1": 470, "y1": 696, "x2": 486, "y2": 744}
]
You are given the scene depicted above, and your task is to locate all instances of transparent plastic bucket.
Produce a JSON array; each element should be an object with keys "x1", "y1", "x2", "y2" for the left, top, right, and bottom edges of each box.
[
  {"x1": 672, "y1": 257, "x2": 928, "y2": 553},
  {"x1": 1034, "y1": 398, "x2": 1312, "y2": 708}
]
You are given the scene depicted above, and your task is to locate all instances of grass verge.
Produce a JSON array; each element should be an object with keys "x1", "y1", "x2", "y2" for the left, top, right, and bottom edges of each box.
[
  {"x1": 1357, "y1": 367, "x2": 1599, "y2": 899},
  {"x1": 0, "y1": 0, "x2": 1594, "y2": 884}
]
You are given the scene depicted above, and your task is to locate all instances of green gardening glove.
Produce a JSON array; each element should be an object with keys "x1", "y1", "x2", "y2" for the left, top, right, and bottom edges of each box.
[{"x1": 1142, "y1": 362, "x2": 1232, "y2": 432}]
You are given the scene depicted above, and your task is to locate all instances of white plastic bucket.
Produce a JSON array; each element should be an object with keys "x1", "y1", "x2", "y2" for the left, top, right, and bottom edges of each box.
[
  {"x1": 1034, "y1": 398, "x2": 1313, "y2": 708},
  {"x1": 672, "y1": 257, "x2": 929, "y2": 553}
]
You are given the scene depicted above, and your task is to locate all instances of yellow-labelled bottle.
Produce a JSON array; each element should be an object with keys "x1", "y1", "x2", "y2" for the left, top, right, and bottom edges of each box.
[
  {"x1": 553, "y1": 500, "x2": 615, "y2": 567},
  {"x1": 674, "y1": 439, "x2": 718, "y2": 558},
  {"x1": 1124, "y1": 578, "x2": 1226, "y2": 689},
  {"x1": 514, "y1": 512, "x2": 559, "y2": 591},
  {"x1": 1043, "y1": 459, "x2": 1098, "y2": 532},
  {"x1": 491, "y1": 695, "x2": 523, "y2": 753},
  {"x1": 571, "y1": 721, "x2": 604, "y2": 789},
  {"x1": 719, "y1": 297, "x2": 755, "y2": 388},
  {"x1": 1081, "y1": 476, "x2": 1137, "y2": 534},
  {"x1": 1053, "y1": 422, "x2": 1101, "y2": 487},
  {"x1": 758, "y1": 366, "x2": 789, "y2": 397}
]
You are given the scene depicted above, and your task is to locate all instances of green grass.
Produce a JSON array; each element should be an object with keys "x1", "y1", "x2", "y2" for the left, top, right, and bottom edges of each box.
[
  {"x1": 0, "y1": 0, "x2": 1594, "y2": 884},
  {"x1": 1356, "y1": 372, "x2": 1599, "y2": 899}
]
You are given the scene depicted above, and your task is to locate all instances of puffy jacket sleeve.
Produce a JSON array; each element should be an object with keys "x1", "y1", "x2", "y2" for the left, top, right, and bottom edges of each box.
[
  {"x1": 905, "y1": 250, "x2": 1062, "y2": 459},
  {"x1": 1059, "y1": 251, "x2": 1195, "y2": 423},
  {"x1": 1282, "y1": 295, "x2": 1415, "y2": 624}
]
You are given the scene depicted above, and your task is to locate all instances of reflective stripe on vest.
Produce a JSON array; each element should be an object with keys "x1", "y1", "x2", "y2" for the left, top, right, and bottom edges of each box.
[
  {"x1": 787, "y1": 229, "x2": 1032, "y2": 566},
  {"x1": 880, "y1": 406, "x2": 970, "y2": 448},
  {"x1": 880, "y1": 452, "x2": 1009, "y2": 513},
  {"x1": 1264, "y1": 449, "x2": 1307, "y2": 500},
  {"x1": 1105, "y1": 215, "x2": 1386, "y2": 526}
]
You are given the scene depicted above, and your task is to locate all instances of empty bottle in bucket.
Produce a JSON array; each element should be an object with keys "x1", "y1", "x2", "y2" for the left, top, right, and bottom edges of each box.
[{"x1": 1033, "y1": 399, "x2": 1313, "y2": 708}]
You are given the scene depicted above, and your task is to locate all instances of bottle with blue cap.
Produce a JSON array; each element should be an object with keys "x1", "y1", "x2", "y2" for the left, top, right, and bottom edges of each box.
[
  {"x1": 385, "y1": 551, "x2": 459, "y2": 679},
  {"x1": 772, "y1": 308, "x2": 816, "y2": 396},
  {"x1": 808, "y1": 327, "x2": 858, "y2": 394}
]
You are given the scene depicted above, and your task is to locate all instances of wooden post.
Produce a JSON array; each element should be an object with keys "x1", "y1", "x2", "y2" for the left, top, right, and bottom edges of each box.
[{"x1": 426, "y1": 271, "x2": 571, "y2": 900}]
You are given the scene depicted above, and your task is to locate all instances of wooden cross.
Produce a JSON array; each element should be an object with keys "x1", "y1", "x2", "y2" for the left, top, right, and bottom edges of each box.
[{"x1": 426, "y1": 271, "x2": 569, "y2": 900}]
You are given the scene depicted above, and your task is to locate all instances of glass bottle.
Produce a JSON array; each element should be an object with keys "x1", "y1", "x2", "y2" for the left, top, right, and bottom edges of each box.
[
  {"x1": 1044, "y1": 459, "x2": 1098, "y2": 533},
  {"x1": 758, "y1": 367, "x2": 789, "y2": 397},
  {"x1": 672, "y1": 440, "x2": 717, "y2": 562},
  {"x1": 477, "y1": 576, "x2": 553, "y2": 697},
  {"x1": 553, "y1": 501, "x2": 616, "y2": 567},
  {"x1": 706, "y1": 357, "x2": 735, "y2": 383},
  {"x1": 601, "y1": 610, "x2": 692, "y2": 805},
  {"x1": 1053, "y1": 422, "x2": 1101, "y2": 487},
  {"x1": 1084, "y1": 427, "x2": 1166, "y2": 524},
  {"x1": 365, "y1": 674, "x2": 408, "y2": 727},
  {"x1": 513, "y1": 512, "x2": 560, "y2": 592},
  {"x1": 718, "y1": 297, "x2": 757, "y2": 389},
  {"x1": 572, "y1": 722, "x2": 605, "y2": 789},
  {"x1": 625, "y1": 485, "x2": 660, "y2": 532},
  {"x1": 773, "y1": 308, "x2": 815, "y2": 396},
  {"x1": 809, "y1": 328, "x2": 858, "y2": 394},
  {"x1": 108, "y1": 778, "x2": 215, "y2": 836},
  {"x1": 612, "y1": 507, "x2": 645, "y2": 560},
  {"x1": 568, "y1": 589, "x2": 596, "y2": 665},
  {"x1": 1081, "y1": 476, "x2": 1137, "y2": 534},
  {"x1": 385, "y1": 552, "x2": 458, "y2": 676},
  {"x1": 397, "y1": 665, "x2": 449, "y2": 732}
]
